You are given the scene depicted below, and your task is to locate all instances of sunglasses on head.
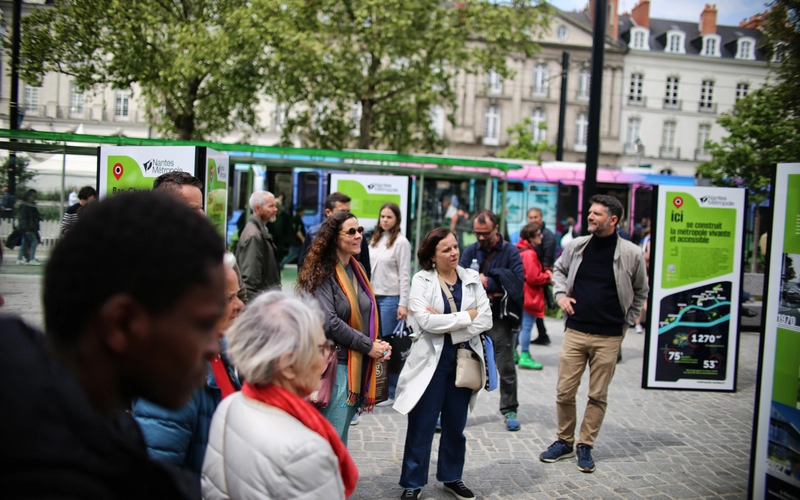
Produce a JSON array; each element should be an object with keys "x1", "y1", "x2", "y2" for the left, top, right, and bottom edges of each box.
[{"x1": 340, "y1": 226, "x2": 365, "y2": 236}]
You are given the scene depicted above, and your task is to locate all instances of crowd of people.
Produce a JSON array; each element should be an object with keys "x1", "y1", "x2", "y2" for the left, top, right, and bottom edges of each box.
[{"x1": 0, "y1": 174, "x2": 650, "y2": 499}]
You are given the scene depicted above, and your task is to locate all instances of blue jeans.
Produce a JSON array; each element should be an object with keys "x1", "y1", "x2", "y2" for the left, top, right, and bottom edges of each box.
[
  {"x1": 519, "y1": 311, "x2": 537, "y2": 353},
  {"x1": 400, "y1": 338, "x2": 473, "y2": 489},
  {"x1": 320, "y1": 364, "x2": 358, "y2": 446},
  {"x1": 376, "y1": 295, "x2": 401, "y2": 399},
  {"x1": 18, "y1": 232, "x2": 38, "y2": 262},
  {"x1": 279, "y1": 245, "x2": 301, "y2": 270}
]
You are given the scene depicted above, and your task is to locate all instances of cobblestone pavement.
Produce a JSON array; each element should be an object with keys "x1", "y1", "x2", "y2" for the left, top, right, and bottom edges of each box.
[{"x1": 0, "y1": 261, "x2": 758, "y2": 499}]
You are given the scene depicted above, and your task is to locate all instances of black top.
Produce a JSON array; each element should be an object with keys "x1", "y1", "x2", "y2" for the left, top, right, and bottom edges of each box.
[
  {"x1": 291, "y1": 214, "x2": 306, "y2": 246},
  {"x1": 566, "y1": 234, "x2": 625, "y2": 336},
  {"x1": 440, "y1": 277, "x2": 463, "y2": 314},
  {"x1": 0, "y1": 317, "x2": 199, "y2": 499}
]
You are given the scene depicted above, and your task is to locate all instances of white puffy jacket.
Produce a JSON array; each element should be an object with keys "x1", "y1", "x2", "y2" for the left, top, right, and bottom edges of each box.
[{"x1": 201, "y1": 393, "x2": 345, "y2": 500}]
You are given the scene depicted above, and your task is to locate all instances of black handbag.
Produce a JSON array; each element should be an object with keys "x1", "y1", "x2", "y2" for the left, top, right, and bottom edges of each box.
[{"x1": 5, "y1": 227, "x2": 21, "y2": 250}]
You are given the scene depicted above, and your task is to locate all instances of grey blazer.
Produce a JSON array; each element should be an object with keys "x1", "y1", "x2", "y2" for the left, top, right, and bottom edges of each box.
[{"x1": 314, "y1": 274, "x2": 374, "y2": 364}]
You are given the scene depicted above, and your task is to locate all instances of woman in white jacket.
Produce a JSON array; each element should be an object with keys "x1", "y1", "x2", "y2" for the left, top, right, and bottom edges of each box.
[
  {"x1": 393, "y1": 228, "x2": 492, "y2": 500},
  {"x1": 201, "y1": 292, "x2": 358, "y2": 500},
  {"x1": 368, "y1": 202, "x2": 411, "y2": 405}
]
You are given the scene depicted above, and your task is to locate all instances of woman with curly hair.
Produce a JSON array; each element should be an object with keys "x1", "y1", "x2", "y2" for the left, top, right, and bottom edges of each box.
[
  {"x1": 368, "y1": 202, "x2": 411, "y2": 405},
  {"x1": 297, "y1": 211, "x2": 392, "y2": 444}
]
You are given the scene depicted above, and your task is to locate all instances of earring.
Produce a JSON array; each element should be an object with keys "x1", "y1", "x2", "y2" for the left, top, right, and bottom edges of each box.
[{"x1": 432, "y1": 262, "x2": 436, "y2": 268}]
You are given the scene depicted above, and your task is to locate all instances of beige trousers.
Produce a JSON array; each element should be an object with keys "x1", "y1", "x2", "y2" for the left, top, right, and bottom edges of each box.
[{"x1": 556, "y1": 327, "x2": 623, "y2": 447}]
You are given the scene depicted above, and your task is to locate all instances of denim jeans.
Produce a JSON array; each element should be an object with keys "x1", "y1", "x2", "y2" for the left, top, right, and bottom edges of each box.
[
  {"x1": 320, "y1": 364, "x2": 358, "y2": 446},
  {"x1": 487, "y1": 315, "x2": 518, "y2": 414},
  {"x1": 519, "y1": 311, "x2": 537, "y2": 353},
  {"x1": 18, "y1": 232, "x2": 38, "y2": 262},
  {"x1": 279, "y1": 245, "x2": 301, "y2": 270},
  {"x1": 376, "y1": 295, "x2": 401, "y2": 399},
  {"x1": 400, "y1": 338, "x2": 473, "y2": 489}
]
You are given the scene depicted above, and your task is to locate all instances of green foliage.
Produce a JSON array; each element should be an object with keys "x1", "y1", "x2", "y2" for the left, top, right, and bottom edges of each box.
[
  {"x1": 696, "y1": 86, "x2": 800, "y2": 205},
  {"x1": 8, "y1": 0, "x2": 269, "y2": 140},
  {"x1": 253, "y1": 0, "x2": 553, "y2": 152},
  {"x1": 498, "y1": 117, "x2": 553, "y2": 164},
  {"x1": 762, "y1": 1, "x2": 800, "y2": 118},
  {"x1": 0, "y1": 156, "x2": 36, "y2": 199}
]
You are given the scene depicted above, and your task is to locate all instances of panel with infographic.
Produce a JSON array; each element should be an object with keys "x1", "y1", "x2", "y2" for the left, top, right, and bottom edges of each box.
[
  {"x1": 329, "y1": 174, "x2": 409, "y2": 235},
  {"x1": 97, "y1": 146, "x2": 198, "y2": 197},
  {"x1": 751, "y1": 164, "x2": 800, "y2": 499},
  {"x1": 643, "y1": 186, "x2": 744, "y2": 391},
  {"x1": 204, "y1": 149, "x2": 229, "y2": 238}
]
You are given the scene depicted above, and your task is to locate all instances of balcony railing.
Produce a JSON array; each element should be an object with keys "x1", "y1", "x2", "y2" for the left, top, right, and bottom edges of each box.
[
  {"x1": 694, "y1": 149, "x2": 712, "y2": 161},
  {"x1": 0, "y1": 98, "x2": 148, "y2": 124},
  {"x1": 624, "y1": 143, "x2": 644, "y2": 156},
  {"x1": 576, "y1": 90, "x2": 590, "y2": 101},
  {"x1": 698, "y1": 102, "x2": 718, "y2": 113},
  {"x1": 659, "y1": 146, "x2": 680, "y2": 159},
  {"x1": 531, "y1": 86, "x2": 549, "y2": 99},
  {"x1": 663, "y1": 99, "x2": 682, "y2": 111},
  {"x1": 574, "y1": 142, "x2": 587, "y2": 153},
  {"x1": 627, "y1": 95, "x2": 647, "y2": 107},
  {"x1": 482, "y1": 135, "x2": 499, "y2": 146}
]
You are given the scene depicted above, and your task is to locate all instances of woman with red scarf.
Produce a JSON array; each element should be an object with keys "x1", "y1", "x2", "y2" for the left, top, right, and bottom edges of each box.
[{"x1": 202, "y1": 291, "x2": 359, "y2": 499}]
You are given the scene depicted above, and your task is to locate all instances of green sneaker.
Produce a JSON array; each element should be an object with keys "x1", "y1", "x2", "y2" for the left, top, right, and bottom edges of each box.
[
  {"x1": 514, "y1": 349, "x2": 520, "y2": 364},
  {"x1": 518, "y1": 352, "x2": 543, "y2": 370}
]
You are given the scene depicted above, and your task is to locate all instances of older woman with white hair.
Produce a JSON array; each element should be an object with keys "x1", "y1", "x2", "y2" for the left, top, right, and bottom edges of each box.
[{"x1": 202, "y1": 291, "x2": 359, "y2": 500}]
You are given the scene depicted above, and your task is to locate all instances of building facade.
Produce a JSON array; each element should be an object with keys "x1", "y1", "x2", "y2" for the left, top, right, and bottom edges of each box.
[{"x1": 615, "y1": 1, "x2": 770, "y2": 176}]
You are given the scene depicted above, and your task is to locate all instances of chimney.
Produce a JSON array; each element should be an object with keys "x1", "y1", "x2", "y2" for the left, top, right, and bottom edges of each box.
[
  {"x1": 631, "y1": 0, "x2": 650, "y2": 28},
  {"x1": 700, "y1": 4, "x2": 718, "y2": 36},
  {"x1": 588, "y1": 0, "x2": 620, "y2": 39},
  {"x1": 739, "y1": 13, "x2": 764, "y2": 29}
]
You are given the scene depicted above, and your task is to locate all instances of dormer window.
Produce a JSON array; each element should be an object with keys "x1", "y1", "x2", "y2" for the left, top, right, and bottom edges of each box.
[
  {"x1": 665, "y1": 30, "x2": 686, "y2": 54},
  {"x1": 629, "y1": 27, "x2": 650, "y2": 50},
  {"x1": 736, "y1": 37, "x2": 756, "y2": 60},
  {"x1": 702, "y1": 34, "x2": 721, "y2": 57}
]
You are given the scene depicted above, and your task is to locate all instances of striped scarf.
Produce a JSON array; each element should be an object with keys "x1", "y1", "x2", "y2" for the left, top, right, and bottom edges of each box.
[{"x1": 335, "y1": 257, "x2": 379, "y2": 413}]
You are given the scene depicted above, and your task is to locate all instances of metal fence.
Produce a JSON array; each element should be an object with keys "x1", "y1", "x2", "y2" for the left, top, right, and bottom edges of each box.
[{"x1": 0, "y1": 219, "x2": 61, "y2": 254}]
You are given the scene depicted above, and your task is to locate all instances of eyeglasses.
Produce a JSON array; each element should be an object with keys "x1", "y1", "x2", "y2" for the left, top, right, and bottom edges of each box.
[
  {"x1": 318, "y1": 340, "x2": 337, "y2": 359},
  {"x1": 339, "y1": 226, "x2": 364, "y2": 236},
  {"x1": 473, "y1": 229, "x2": 496, "y2": 238}
]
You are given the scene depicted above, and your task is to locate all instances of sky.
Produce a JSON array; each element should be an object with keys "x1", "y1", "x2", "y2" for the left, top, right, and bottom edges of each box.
[{"x1": 547, "y1": 0, "x2": 768, "y2": 27}]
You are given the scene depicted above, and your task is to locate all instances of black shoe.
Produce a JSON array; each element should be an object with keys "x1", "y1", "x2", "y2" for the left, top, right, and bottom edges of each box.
[
  {"x1": 617, "y1": 352, "x2": 622, "y2": 363},
  {"x1": 401, "y1": 489, "x2": 421, "y2": 499},
  {"x1": 443, "y1": 480, "x2": 475, "y2": 499},
  {"x1": 530, "y1": 335, "x2": 551, "y2": 346},
  {"x1": 741, "y1": 306, "x2": 758, "y2": 318}
]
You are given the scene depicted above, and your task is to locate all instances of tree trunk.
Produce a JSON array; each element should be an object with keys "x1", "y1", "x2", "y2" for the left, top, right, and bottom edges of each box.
[
  {"x1": 751, "y1": 207, "x2": 760, "y2": 273},
  {"x1": 358, "y1": 98, "x2": 372, "y2": 149}
]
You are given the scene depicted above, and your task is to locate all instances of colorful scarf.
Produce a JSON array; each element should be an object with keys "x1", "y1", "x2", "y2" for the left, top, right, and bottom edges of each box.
[
  {"x1": 242, "y1": 383, "x2": 359, "y2": 497},
  {"x1": 335, "y1": 257, "x2": 379, "y2": 413}
]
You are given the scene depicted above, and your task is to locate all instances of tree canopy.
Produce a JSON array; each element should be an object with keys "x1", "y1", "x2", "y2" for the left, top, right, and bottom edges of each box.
[
  {"x1": 696, "y1": 86, "x2": 800, "y2": 204},
  {"x1": 10, "y1": 0, "x2": 269, "y2": 140},
  {"x1": 498, "y1": 117, "x2": 553, "y2": 164},
  {"x1": 255, "y1": 0, "x2": 553, "y2": 152},
  {"x1": 762, "y1": 0, "x2": 800, "y2": 118}
]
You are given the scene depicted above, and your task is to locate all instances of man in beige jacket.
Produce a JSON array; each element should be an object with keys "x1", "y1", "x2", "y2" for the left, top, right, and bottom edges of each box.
[{"x1": 539, "y1": 194, "x2": 648, "y2": 473}]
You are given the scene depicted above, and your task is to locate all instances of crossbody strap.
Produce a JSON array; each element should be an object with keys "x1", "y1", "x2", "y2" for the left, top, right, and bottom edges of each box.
[{"x1": 437, "y1": 272, "x2": 458, "y2": 313}]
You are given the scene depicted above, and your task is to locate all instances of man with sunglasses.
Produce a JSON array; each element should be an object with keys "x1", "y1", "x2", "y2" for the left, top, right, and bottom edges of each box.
[{"x1": 459, "y1": 209, "x2": 525, "y2": 432}]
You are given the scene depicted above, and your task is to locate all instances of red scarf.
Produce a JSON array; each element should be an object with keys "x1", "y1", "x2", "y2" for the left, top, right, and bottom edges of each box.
[
  {"x1": 242, "y1": 382, "x2": 358, "y2": 497},
  {"x1": 209, "y1": 355, "x2": 237, "y2": 399}
]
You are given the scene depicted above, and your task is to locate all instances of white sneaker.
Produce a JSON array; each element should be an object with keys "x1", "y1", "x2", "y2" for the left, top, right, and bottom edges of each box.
[
  {"x1": 634, "y1": 324, "x2": 644, "y2": 334},
  {"x1": 376, "y1": 398, "x2": 395, "y2": 407},
  {"x1": 350, "y1": 415, "x2": 359, "y2": 426},
  {"x1": 28, "y1": 259, "x2": 42, "y2": 266},
  {"x1": 16, "y1": 259, "x2": 27, "y2": 266}
]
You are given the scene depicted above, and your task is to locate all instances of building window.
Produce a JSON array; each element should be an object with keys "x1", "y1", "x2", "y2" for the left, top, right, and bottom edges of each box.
[
  {"x1": 23, "y1": 85, "x2": 39, "y2": 115},
  {"x1": 626, "y1": 117, "x2": 641, "y2": 149},
  {"x1": 665, "y1": 31, "x2": 685, "y2": 54},
  {"x1": 661, "y1": 120, "x2": 677, "y2": 157},
  {"x1": 628, "y1": 73, "x2": 644, "y2": 105},
  {"x1": 702, "y1": 35, "x2": 721, "y2": 57},
  {"x1": 69, "y1": 84, "x2": 84, "y2": 117},
  {"x1": 487, "y1": 70, "x2": 502, "y2": 95},
  {"x1": 273, "y1": 102, "x2": 287, "y2": 131},
  {"x1": 431, "y1": 105, "x2": 445, "y2": 138},
  {"x1": 629, "y1": 27, "x2": 650, "y2": 50},
  {"x1": 736, "y1": 38, "x2": 755, "y2": 60},
  {"x1": 736, "y1": 83, "x2": 749, "y2": 103},
  {"x1": 115, "y1": 90, "x2": 131, "y2": 119},
  {"x1": 699, "y1": 80, "x2": 715, "y2": 112},
  {"x1": 557, "y1": 25, "x2": 568, "y2": 40},
  {"x1": 664, "y1": 76, "x2": 679, "y2": 109},
  {"x1": 574, "y1": 113, "x2": 588, "y2": 152},
  {"x1": 697, "y1": 124, "x2": 711, "y2": 153},
  {"x1": 577, "y1": 69, "x2": 591, "y2": 100},
  {"x1": 533, "y1": 63, "x2": 548, "y2": 97},
  {"x1": 350, "y1": 102, "x2": 362, "y2": 136},
  {"x1": 531, "y1": 109, "x2": 546, "y2": 143},
  {"x1": 483, "y1": 105, "x2": 500, "y2": 146}
]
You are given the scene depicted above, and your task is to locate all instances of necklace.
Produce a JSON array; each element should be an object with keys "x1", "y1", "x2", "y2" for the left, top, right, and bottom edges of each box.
[{"x1": 443, "y1": 278, "x2": 457, "y2": 291}]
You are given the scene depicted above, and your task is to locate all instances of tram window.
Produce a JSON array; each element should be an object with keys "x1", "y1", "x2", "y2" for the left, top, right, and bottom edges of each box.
[
  {"x1": 558, "y1": 184, "x2": 579, "y2": 230},
  {"x1": 297, "y1": 172, "x2": 319, "y2": 215},
  {"x1": 597, "y1": 185, "x2": 630, "y2": 222},
  {"x1": 633, "y1": 188, "x2": 653, "y2": 226},
  {"x1": 502, "y1": 182, "x2": 525, "y2": 224}
]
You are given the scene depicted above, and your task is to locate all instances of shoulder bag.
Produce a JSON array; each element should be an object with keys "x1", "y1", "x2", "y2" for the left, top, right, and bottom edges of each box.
[{"x1": 438, "y1": 273, "x2": 482, "y2": 391}]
